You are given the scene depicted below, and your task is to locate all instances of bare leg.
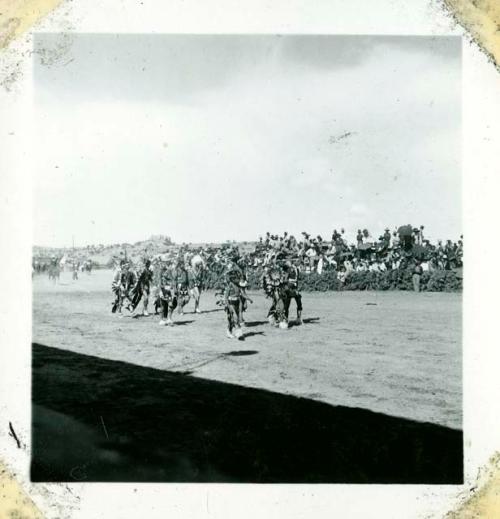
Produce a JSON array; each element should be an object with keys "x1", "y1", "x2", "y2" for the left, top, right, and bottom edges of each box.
[
  {"x1": 227, "y1": 306, "x2": 235, "y2": 333},
  {"x1": 192, "y1": 287, "x2": 201, "y2": 313},
  {"x1": 240, "y1": 296, "x2": 247, "y2": 324},
  {"x1": 178, "y1": 293, "x2": 189, "y2": 314},
  {"x1": 233, "y1": 301, "x2": 243, "y2": 337}
]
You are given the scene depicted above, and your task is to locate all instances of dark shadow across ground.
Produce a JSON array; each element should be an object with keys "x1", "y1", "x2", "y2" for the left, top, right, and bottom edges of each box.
[{"x1": 31, "y1": 343, "x2": 462, "y2": 483}]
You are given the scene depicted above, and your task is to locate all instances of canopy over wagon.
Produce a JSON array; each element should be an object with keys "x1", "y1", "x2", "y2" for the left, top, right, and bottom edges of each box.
[{"x1": 397, "y1": 225, "x2": 413, "y2": 237}]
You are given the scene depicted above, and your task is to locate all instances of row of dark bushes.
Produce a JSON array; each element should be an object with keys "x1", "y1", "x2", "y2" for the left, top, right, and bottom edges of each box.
[{"x1": 202, "y1": 268, "x2": 462, "y2": 292}]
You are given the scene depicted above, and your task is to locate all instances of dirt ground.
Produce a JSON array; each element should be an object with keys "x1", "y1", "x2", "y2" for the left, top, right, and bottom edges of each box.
[{"x1": 32, "y1": 269, "x2": 462, "y2": 430}]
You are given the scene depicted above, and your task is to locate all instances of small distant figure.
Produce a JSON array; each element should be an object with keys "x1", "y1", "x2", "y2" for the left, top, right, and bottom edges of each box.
[
  {"x1": 84, "y1": 259, "x2": 93, "y2": 275},
  {"x1": 382, "y1": 228, "x2": 391, "y2": 247},
  {"x1": 48, "y1": 256, "x2": 60, "y2": 284},
  {"x1": 72, "y1": 261, "x2": 79, "y2": 280}
]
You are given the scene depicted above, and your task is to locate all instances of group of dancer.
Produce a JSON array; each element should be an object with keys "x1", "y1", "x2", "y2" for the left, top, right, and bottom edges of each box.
[{"x1": 110, "y1": 250, "x2": 303, "y2": 339}]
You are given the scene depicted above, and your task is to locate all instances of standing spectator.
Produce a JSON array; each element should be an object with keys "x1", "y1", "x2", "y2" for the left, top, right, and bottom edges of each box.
[
  {"x1": 456, "y1": 238, "x2": 463, "y2": 267},
  {"x1": 418, "y1": 225, "x2": 425, "y2": 244},
  {"x1": 305, "y1": 245, "x2": 317, "y2": 272},
  {"x1": 382, "y1": 228, "x2": 391, "y2": 247},
  {"x1": 413, "y1": 227, "x2": 421, "y2": 245},
  {"x1": 317, "y1": 253, "x2": 324, "y2": 274},
  {"x1": 445, "y1": 240, "x2": 456, "y2": 269},
  {"x1": 412, "y1": 260, "x2": 423, "y2": 292},
  {"x1": 356, "y1": 229, "x2": 363, "y2": 247},
  {"x1": 72, "y1": 261, "x2": 79, "y2": 280}
]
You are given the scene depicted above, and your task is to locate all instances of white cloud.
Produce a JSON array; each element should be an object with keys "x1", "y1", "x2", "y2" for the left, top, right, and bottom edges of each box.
[{"x1": 34, "y1": 35, "x2": 461, "y2": 246}]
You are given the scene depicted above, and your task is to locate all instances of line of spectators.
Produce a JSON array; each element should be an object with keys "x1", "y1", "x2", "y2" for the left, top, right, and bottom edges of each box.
[
  {"x1": 142, "y1": 225, "x2": 463, "y2": 285},
  {"x1": 34, "y1": 225, "x2": 463, "y2": 283},
  {"x1": 225, "y1": 225, "x2": 457, "y2": 266}
]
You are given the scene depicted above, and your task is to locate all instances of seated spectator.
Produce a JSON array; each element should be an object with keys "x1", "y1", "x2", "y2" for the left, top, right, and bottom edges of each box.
[
  {"x1": 391, "y1": 257, "x2": 401, "y2": 270},
  {"x1": 305, "y1": 246, "x2": 317, "y2": 271},
  {"x1": 337, "y1": 267, "x2": 347, "y2": 284}
]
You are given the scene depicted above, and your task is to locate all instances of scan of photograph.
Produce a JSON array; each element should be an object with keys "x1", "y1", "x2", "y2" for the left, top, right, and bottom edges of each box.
[{"x1": 30, "y1": 34, "x2": 463, "y2": 484}]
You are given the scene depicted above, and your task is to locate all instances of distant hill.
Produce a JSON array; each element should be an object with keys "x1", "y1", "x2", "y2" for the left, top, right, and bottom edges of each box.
[
  {"x1": 33, "y1": 235, "x2": 257, "y2": 267},
  {"x1": 33, "y1": 235, "x2": 174, "y2": 267}
]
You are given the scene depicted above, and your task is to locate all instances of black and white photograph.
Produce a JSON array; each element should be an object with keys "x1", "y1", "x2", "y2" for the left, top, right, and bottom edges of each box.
[{"x1": 29, "y1": 34, "x2": 464, "y2": 484}]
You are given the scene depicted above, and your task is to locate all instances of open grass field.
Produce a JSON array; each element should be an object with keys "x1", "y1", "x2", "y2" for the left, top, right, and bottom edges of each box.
[{"x1": 31, "y1": 269, "x2": 462, "y2": 483}]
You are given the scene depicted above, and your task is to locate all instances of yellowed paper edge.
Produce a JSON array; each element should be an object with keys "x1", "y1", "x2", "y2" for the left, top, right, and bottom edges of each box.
[
  {"x1": 446, "y1": 453, "x2": 500, "y2": 518},
  {"x1": 443, "y1": 0, "x2": 500, "y2": 70},
  {"x1": 0, "y1": 460, "x2": 45, "y2": 519},
  {"x1": 0, "y1": 0, "x2": 64, "y2": 49}
]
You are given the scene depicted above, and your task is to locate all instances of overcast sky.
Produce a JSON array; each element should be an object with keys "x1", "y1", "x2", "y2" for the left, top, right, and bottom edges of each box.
[{"x1": 33, "y1": 34, "x2": 461, "y2": 247}]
